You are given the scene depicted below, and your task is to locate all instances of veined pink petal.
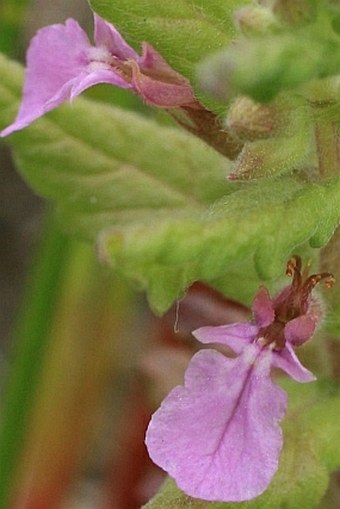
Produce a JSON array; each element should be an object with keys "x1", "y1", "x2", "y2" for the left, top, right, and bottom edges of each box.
[
  {"x1": 272, "y1": 342, "x2": 316, "y2": 383},
  {"x1": 1, "y1": 19, "x2": 91, "y2": 136},
  {"x1": 130, "y1": 43, "x2": 199, "y2": 108},
  {"x1": 146, "y1": 346, "x2": 287, "y2": 502},
  {"x1": 284, "y1": 314, "x2": 318, "y2": 347},
  {"x1": 140, "y1": 43, "x2": 190, "y2": 85},
  {"x1": 192, "y1": 323, "x2": 258, "y2": 354},
  {"x1": 93, "y1": 14, "x2": 139, "y2": 60},
  {"x1": 129, "y1": 58, "x2": 197, "y2": 108},
  {"x1": 252, "y1": 285, "x2": 275, "y2": 327},
  {"x1": 272, "y1": 285, "x2": 290, "y2": 308}
]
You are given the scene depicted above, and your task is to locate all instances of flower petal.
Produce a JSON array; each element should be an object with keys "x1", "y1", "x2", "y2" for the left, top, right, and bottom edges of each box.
[
  {"x1": 146, "y1": 346, "x2": 287, "y2": 502},
  {"x1": 130, "y1": 43, "x2": 198, "y2": 108},
  {"x1": 284, "y1": 314, "x2": 317, "y2": 346},
  {"x1": 93, "y1": 14, "x2": 139, "y2": 60},
  {"x1": 252, "y1": 285, "x2": 275, "y2": 327},
  {"x1": 140, "y1": 43, "x2": 190, "y2": 86},
  {"x1": 1, "y1": 19, "x2": 91, "y2": 136},
  {"x1": 193, "y1": 323, "x2": 258, "y2": 354},
  {"x1": 272, "y1": 342, "x2": 316, "y2": 382},
  {"x1": 69, "y1": 69, "x2": 131, "y2": 100}
]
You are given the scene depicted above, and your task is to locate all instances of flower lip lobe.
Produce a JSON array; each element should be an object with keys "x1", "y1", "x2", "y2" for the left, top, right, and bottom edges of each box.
[
  {"x1": 145, "y1": 256, "x2": 334, "y2": 502},
  {"x1": 0, "y1": 18, "x2": 92, "y2": 136},
  {"x1": 146, "y1": 346, "x2": 287, "y2": 502}
]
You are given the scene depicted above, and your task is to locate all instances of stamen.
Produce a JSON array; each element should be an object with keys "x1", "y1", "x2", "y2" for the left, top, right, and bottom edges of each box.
[
  {"x1": 324, "y1": 275, "x2": 336, "y2": 288},
  {"x1": 256, "y1": 336, "x2": 267, "y2": 347},
  {"x1": 286, "y1": 255, "x2": 302, "y2": 277},
  {"x1": 301, "y1": 259, "x2": 312, "y2": 281},
  {"x1": 303, "y1": 272, "x2": 335, "y2": 298},
  {"x1": 286, "y1": 255, "x2": 302, "y2": 291}
]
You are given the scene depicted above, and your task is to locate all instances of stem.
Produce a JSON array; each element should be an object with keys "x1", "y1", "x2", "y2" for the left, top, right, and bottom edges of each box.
[
  {"x1": 314, "y1": 121, "x2": 340, "y2": 178},
  {"x1": 0, "y1": 216, "x2": 69, "y2": 509},
  {"x1": 171, "y1": 108, "x2": 243, "y2": 160},
  {"x1": 320, "y1": 226, "x2": 340, "y2": 382},
  {"x1": 316, "y1": 121, "x2": 340, "y2": 380}
]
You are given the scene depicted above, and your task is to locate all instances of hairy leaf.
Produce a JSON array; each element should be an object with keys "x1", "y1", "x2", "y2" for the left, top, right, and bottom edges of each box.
[
  {"x1": 100, "y1": 178, "x2": 340, "y2": 311},
  {"x1": 0, "y1": 54, "x2": 230, "y2": 231},
  {"x1": 1, "y1": 53, "x2": 340, "y2": 313}
]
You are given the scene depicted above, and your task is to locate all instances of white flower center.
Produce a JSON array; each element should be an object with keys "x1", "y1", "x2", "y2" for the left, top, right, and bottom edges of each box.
[{"x1": 87, "y1": 46, "x2": 117, "y2": 71}]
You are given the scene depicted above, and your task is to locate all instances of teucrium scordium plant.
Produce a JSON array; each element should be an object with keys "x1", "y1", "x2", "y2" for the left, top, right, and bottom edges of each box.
[{"x1": 1, "y1": 0, "x2": 340, "y2": 507}]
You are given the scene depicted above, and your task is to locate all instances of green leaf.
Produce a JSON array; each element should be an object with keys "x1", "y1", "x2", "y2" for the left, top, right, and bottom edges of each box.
[
  {"x1": 88, "y1": 0, "x2": 250, "y2": 110},
  {"x1": 0, "y1": 55, "x2": 230, "y2": 226},
  {"x1": 142, "y1": 478, "x2": 224, "y2": 509},
  {"x1": 229, "y1": 95, "x2": 313, "y2": 180},
  {"x1": 2, "y1": 53, "x2": 340, "y2": 313},
  {"x1": 100, "y1": 178, "x2": 340, "y2": 312},
  {"x1": 0, "y1": 53, "x2": 228, "y2": 303},
  {"x1": 143, "y1": 381, "x2": 340, "y2": 509}
]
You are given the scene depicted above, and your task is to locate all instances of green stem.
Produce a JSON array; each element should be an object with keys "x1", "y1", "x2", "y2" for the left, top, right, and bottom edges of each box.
[
  {"x1": 320, "y1": 226, "x2": 340, "y2": 377},
  {"x1": 317, "y1": 121, "x2": 340, "y2": 381},
  {"x1": 0, "y1": 215, "x2": 69, "y2": 509},
  {"x1": 314, "y1": 121, "x2": 340, "y2": 178}
]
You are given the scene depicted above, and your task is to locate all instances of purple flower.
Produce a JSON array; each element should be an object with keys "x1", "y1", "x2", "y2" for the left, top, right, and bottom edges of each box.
[
  {"x1": 1, "y1": 14, "x2": 198, "y2": 137},
  {"x1": 145, "y1": 257, "x2": 334, "y2": 502}
]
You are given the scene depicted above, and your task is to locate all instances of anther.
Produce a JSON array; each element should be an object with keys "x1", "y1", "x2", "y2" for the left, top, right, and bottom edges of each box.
[
  {"x1": 301, "y1": 272, "x2": 335, "y2": 302},
  {"x1": 286, "y1": 255, "x2": 302, "y2": 277}
]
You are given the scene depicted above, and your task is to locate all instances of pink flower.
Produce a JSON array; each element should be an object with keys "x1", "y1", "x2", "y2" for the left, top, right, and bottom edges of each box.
[
  {"x1": 1, "y1": 14, "x2": 198, "y2": 137},
  {"x1": 145, "y1": 257, "x2": 334, "y2": 502}
]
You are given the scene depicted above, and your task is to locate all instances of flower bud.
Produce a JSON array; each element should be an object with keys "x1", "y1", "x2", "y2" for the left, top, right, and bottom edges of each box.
[
  {"x1": 228, "y1": 97, "x2": 312, "y2": 180},
  {"x1": 234, "y1": 6, "x2": 279, "y2": 35},
  {"x1": 226, "y1": 96, "x2": 280, "y2": 142}
]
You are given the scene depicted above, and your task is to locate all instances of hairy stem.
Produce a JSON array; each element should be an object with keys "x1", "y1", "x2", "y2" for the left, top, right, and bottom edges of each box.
[
  {"x1": 172, "y1": 108, "x2": 243, "y2": 160},
  {"x1": 316, "y1": 120, "x2": 340, "y2": 380},
  {"x1": 315, "y1": 121, "x2": 340, "y2": 178}
]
